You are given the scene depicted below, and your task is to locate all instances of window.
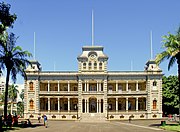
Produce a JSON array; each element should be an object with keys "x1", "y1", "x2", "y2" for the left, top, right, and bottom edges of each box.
[
  {"x1": 152, "y1": 81, "x2": 157, "y2": 90},
  {"x1": 108, "y1": 85, "x2": 113, "y2": 92},
  {"x1": 153, "y1": 81, "x2": 157, "y2": 86},
  {"x1": 118, "y1": 85, "x2": 122, "y2": 92},
  {"x1": 153, "y1": 100, "x2": 157, "y2": 109},
  {"x1": 94, "y1": 62, "x2": 97, "y2": 70},
  {"x1": 29, "y1": 82, "x2": 34, "y2": 90},
  {"x1": 83, "y1": 63, "x2": 86, "y2": 69},
  {"x1": 30, "y1": 100, "x2": 34, "y2": 109},
  {"x1": 88, "y1": 62, "x2": 92, "y2": 70},
  {"x1": 99, "y1": 62, "x2": 102, "y2": 70}
]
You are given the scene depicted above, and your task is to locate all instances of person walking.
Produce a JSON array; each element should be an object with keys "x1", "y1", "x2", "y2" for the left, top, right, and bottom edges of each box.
[
  {"x1": 43, "y1": 115, "x2": 48, "y2": 128},
  {"x1": 38, "y1": 115, "x2": 41, "y2": 123}
]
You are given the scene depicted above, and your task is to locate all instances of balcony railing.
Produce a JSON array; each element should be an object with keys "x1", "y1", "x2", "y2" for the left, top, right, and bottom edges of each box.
[
  {"x1": 39, "y1": 91, "x2": 78, "y2": 95},
  {"x1": 108, "y1": 90, "x2": 147, "y2": 94}
]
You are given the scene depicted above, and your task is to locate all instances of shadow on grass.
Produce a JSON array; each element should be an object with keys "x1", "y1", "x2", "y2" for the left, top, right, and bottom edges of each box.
[
  {"x1": 149, "y1": 123, "x2": 179, "y2": 128},
  {"x1": 1, "y1": 123, "x2": 44, "y2": 132}
]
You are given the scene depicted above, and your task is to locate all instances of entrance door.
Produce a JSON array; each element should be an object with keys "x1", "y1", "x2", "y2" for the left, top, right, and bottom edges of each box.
[{"x1": 89, "y1": 97, "x2": 97, "y2": 113}]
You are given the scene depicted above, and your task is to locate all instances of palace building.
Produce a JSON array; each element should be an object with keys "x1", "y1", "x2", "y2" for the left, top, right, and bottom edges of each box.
[{"x1": 24, "y1": 46, "x2": 163, "y2": 121}]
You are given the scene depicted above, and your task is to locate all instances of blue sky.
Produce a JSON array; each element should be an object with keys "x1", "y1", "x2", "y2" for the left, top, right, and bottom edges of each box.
[{"x1": 3, "y1": 0, "x2": 180, "y2": 83}]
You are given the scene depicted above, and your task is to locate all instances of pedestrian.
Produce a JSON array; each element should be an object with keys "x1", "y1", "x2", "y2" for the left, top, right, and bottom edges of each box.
[
  {"x1": 38, "y1": 115, "x2": 41, "y2": 123},
  {"x1": 129, "y1": 116, "x2": 132, "y2": 123},
  {"x1": 43, "y1": 115, "x2": 48, "y2": 128}
]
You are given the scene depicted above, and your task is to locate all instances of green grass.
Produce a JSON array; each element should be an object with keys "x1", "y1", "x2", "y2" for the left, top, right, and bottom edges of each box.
[{"x1": 161, "y1": 124, "x2": 180, "y2": 131}]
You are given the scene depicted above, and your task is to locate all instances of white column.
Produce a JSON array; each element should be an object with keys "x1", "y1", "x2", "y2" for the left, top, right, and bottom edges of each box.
[
  {"x1": 68, "y1": 81, "x2": 70, "y2": 92},
  {"x1": 126, "y1": 98, "x2": 128, "y2": 111},
  {"x1": 126, "y1": 81, "x2": 128, "y2": 91},
  {"x1": 99, "y1": 82, "x2": 101, "y2": 91},
  {"x1": 136, "y1": 97, "x2": 138, "y2": 111},
  {"x1": 116, "y1": 98, "x2": 118, "y2": 112},
  {"x1": 87, "y1": 100, "x2": 89, "y2": 113},
  {"x1": 85, "y1": 99, "x2": 87, "y2": 113},
  {"x1": 68, "y1": 98, "x2": 70, "y2": 113},
  {"x1": 97, "y1": 99, "x2": 99, "y2": 113},
  {"x1": 97, "y1": 81, "x2": 99, "y2": 92},
  {"x1": 87, "y1": 81, "x2": 89, "y2": 92},
  {"x1": 85, "y1": 81, "x2": 87, "y2": 92},
  {"x1": 136, "y1": 81, "x2": 139, "y2": 91},
  {"x1": 116, "y1": 81, "x2": 118, "y2": 92},
  {"x1": 58, "y1": 98, "x2": 60, "y2": 112},
  {"x1": 48, "y1": 81, "x2": 50, "y2": 92},
  {"x1": 58, "y1": 81, "x2": 60, "y2": 92},
  {"x1": 48, "y1": 97, "x2": 50, "y2": 111},
  {"x1": 146, "y1": 98, "x2": 148, "y2": 111},
  {"x1": 99, "y1": 99, "x2": 101, "y2": 113}
]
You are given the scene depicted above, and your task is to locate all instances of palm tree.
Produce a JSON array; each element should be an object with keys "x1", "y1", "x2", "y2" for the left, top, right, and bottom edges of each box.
[
  {"x1": 155, "y1": 27, "x2": 180, "y2": 124},
  {"x1": 0, "y1": 33, "x2": 31, "y2": 121}
]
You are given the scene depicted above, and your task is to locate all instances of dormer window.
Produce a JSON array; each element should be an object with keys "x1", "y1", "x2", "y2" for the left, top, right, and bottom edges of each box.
[
  {"x1": 99, "y1": 62, "x2": 102, "y2": 70},
  {"x1": 94, "y1": 62, "x2": 97, "y2": 70},
  {"x1": 89, "y1": 62, "x2": 92, "y2": 70},
  {"x1": 83, "y1": 63, "x2": 86, "y2": 69}
]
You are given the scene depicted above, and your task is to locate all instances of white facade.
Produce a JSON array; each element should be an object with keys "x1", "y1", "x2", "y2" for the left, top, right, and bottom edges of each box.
[{"x1": 24, "y1": 46, "x2": 163, "y2": 121}]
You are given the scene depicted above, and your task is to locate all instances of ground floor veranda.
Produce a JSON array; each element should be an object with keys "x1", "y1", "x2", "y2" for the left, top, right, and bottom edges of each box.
[
  {"x1": 38, "y1": 97, "x2": 147, "y2": 112},
  {"x1": 24, "y1": 96, "x2": 163, "y2": 120}
]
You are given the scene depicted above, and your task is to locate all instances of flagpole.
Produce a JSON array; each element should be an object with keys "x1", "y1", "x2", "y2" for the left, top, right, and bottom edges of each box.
[
  {"x1": 34, "y1": 32, "x2": 36, "y2": 60},
  {"x1": 92, "y1": 10, "x2": 94, "y2": 46}
]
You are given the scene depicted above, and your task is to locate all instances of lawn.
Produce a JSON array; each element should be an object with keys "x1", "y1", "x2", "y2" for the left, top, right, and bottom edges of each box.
[{"x1": 161, "y1": 124, "x2": 180, "y2": 131}]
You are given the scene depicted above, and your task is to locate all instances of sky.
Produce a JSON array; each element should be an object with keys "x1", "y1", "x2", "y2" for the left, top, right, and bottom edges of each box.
[{"x1": 2, "y1": 0, "x2": 180, "y2": 84}]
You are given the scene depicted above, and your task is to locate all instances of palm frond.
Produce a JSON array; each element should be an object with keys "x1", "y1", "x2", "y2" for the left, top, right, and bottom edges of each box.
[{"x1": 168, "y1": 56, "x2": 176, "y2": 70}]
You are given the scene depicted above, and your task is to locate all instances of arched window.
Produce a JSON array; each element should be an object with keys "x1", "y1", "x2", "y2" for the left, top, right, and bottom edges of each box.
[
  {"x1": 30, "y1": 99, "x2": 34, "y2": 109},
  {"x1": 94, "y1": 62, "x2": 97, "y2": 70},
  {"x1": 153, "y1": 81, "x2": 157, "y2": 86},
  {"x1": 83, "y1": 63, "x2": 86, "y2": 69},
  {"x1": 88, "y1": 62, "x2": 92, "y2": 70},
  {"x1": 29, "y1": 82, "x2": 34, "y2": 90},
  {"x1": 153, "y1": 100, "x2": 157, "y2": 109},
  {"x1": 99, "y1": 62, "x2": 102, "y2": 70}
]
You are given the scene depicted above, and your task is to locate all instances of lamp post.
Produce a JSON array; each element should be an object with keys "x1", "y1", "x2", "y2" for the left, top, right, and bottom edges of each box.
[
  {"x1": 107, "y1": 101, "x2": 109, "y2": 119},
  {"x1": 74, "y1": 104, "x2": 78, "y2": 120}
]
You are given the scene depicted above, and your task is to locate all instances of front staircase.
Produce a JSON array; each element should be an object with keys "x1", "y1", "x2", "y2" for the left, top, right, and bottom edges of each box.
[{"x1": 79, "y1": 113, "x2": 107, "y2": 122}]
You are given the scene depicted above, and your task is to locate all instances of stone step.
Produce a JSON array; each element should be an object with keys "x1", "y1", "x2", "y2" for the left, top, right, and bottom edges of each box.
[{"x1": 80, "y1": 113, "x2": 107, "y2": 122}]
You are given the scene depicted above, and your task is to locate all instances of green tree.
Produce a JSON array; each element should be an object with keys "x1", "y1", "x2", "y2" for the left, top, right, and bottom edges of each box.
[
  {"x1": 156, "y1": 27, "x2": 180, "y2": 123},
  {"x1": 8, "y1": 84, "x2": 19, "y2": 102},
  {"x1": 20, "y1": 90, "x2": 24, "y2": 102},
  {"x1": 0, "y1": 33, "x2": 31, "y2": 121},
  {"x1": 0, "y1": 2, "x2": 17, "y2": 34},
  {"x1": 17, "y1": 101, "x2": 24, "y2": 117},
  {"x1": 162, "y1": 76, "x2": 179, "y2": 115}
]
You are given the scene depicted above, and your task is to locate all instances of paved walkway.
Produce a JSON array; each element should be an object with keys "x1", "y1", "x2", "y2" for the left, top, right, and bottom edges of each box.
[{"x1": 8, "y1": 119, "x2": 172, "y2": 132}]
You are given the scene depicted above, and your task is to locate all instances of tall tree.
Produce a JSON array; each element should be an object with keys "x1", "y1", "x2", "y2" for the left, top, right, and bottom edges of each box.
[
  {"x1": 8, "y1": 84, "x2": 19, "y2": 102},
  {"x1": 162, "y1": 76, "x2": 179, "y2": 115},
  {"x1": 0, "y1": 33, "x2": 31, "y2": 121},
  {"x1": 0, "y1": 2, "x2": 17, "y2": 34},
  {"x1": 156, "y1": 27, "x2": 180, "y2": 123}
]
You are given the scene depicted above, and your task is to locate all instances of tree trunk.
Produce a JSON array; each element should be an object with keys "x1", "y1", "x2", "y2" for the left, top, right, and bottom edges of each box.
[
  {"x1": 178, "y1": 63, "x2": 180, "y2": 124},
  {"x1": 4, "y1": 68, "x2": 10, "y2": 122}
]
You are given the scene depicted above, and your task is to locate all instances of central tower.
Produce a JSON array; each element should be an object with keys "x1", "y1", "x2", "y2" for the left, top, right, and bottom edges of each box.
[{"x1": 77, "y1": 46, "x2": 108, "y2": 73}]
